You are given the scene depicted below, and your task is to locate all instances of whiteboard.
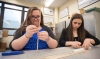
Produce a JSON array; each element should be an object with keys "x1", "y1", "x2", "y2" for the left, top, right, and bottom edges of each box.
[
  {"x1": 78, "y1": 0, "x2": 99, "y2": 9},
  {"x1": 44, "y1": 16, "x2": 53, "y2": 24},
  {"x1": 43, "y1": 7, "x2": 53, "y2": 15},
  {"x1": 60, "y1": 7, "x2": 68, "y2": 19}
]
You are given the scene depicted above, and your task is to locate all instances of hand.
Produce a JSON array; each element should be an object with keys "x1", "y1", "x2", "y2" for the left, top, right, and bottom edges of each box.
[
  {"x1": 82, "y1": 38, "x2": 91, "y2": 50},
  {"x1": 25, "y1": 25, "x2": 38, "y2": 38},
  {"x1": 71, "y1": 41, "x2": 81, "y2": 49},
  {"x1": 37, "y1": 31, "x2": 50, "y2": 41}
]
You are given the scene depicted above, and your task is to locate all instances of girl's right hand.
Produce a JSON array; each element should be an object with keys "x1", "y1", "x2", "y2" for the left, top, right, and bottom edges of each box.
[
  {"x1": 25, "y1": 25, "x2": 38, "y2": 38},
  {"x1": 71, "y1": 41, "x2": 81, "y2": 49}
]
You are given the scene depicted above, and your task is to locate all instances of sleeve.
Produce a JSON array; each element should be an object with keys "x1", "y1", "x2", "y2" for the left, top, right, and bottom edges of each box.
[
  {"x1": 45, "y1": 26, "x2": 55, "y2": 39},
  {"x1": 86, "y1": 30, "x2": 100, "y2": 46},
  {"x1": 9, "y1": 30, "x2": 23, "y2": 51},
  {"x1": 59, "y1": 29, "x2": 67, "y2": 47}
]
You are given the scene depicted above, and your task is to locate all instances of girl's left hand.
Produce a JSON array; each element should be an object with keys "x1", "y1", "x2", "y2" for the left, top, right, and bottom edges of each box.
[
  {"x1": 82, "y1": 38, "x2": 91, "y2": 50},
  {"x1": 37, "y1": 31, "x2": 50, "y2": 41}
]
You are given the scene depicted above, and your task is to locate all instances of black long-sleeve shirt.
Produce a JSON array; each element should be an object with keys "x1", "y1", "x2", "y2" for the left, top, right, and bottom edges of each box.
[{"x1": 59, "y1": 28, "x2": 100, "y2": 47}]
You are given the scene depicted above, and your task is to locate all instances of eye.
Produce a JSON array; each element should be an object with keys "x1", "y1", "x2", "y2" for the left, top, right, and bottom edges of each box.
[
  {"x1": 31, "y1": 16, "x2": 35, "y2": 18},
  {"x1": 36, "y1": 16, "x2": 40, "y2": 18},
  {"x1": 74, "y1": 22, "x2": 77, "y2": 24},
  {"x1": 78, "y1": 23, "x2": 82, "y2": 25}
]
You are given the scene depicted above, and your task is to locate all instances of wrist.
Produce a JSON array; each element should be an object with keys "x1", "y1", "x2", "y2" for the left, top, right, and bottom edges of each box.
[
  {"x1": 90, "y1": 39, "x2": 95, "y2": 44},
  {"x1": 24, "y1": 34, "x2": 30, "y2": 39}
]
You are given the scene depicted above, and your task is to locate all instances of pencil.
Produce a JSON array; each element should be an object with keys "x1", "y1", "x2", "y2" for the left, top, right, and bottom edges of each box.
[{"x1": 36, "y1": 38, "x2": 39, "y2": 52}]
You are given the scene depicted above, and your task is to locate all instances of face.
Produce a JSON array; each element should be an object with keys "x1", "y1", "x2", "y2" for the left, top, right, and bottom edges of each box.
[
  {"x1": 30, "y1": 10, "x2": 41, "y2": 27},
  {"x1": 72, "y1": 18, "x2": 82, "y2": 30}
]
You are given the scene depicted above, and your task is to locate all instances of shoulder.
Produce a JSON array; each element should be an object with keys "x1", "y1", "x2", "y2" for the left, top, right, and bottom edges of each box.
[
  {"x1": 62, "y1": 28, "x2": 67, "y2": 32},
  {"x1": 42, "y1": 25, "x2": 49, "y2": 28},
  {"x1": 14, "y1": 28, "x2": 25, "y2": 36},
  {"x1": 42, "y1": 25, "x2": 51, "y2": 31},
  {"x1": 85, "y1": 30, "x2": 90, "y2": 34}
]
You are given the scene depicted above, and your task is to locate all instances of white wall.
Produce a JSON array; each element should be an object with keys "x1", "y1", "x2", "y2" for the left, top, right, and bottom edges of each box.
[
  {"x1": 59, "y1": 0, "x2": 79, "y2": 22},
  {"x1": 59, "y1": 0, "x2": 100, "y2": 22}
]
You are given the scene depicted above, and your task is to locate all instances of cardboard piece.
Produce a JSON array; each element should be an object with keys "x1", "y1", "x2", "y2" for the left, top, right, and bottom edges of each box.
[
  {"x1": 0, "y1": 30, "x2": 2, "y2": 38},
  {"x1": 2, "y1": 29, "x2": 8, "y2": 37},
  {"x1": 0, "y1": 42, "x2": 7, "y2": 52},
  {"x1": 80, "y1": 8, "x2": 85, "y2": 14}
]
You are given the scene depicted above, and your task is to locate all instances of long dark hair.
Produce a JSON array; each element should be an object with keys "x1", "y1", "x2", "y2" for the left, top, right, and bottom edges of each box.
[
  {"x1": 66, "y1": 13, "x2": 85, "y2": 43},
  {"x1": 15, "y1": 7, "x2": 44, "y2": 35}
]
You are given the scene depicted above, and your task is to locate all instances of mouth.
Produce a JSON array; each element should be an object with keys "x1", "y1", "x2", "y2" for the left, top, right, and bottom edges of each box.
[{"x1": 34, "y1": 19, "x2": 38, "y2": 20}]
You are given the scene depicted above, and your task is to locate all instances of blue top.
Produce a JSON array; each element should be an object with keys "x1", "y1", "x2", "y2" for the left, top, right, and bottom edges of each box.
[
  {"x1": 10, "y1": 25, "x2": 55, "y2": 51},
  {"x1": 23, "y1": 28, "x2": 49, "y2": 50}
]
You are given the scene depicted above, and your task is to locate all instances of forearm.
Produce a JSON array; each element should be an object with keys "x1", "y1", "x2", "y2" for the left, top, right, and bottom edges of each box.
[
  {"x1": 46, "y1": 37, "x2": 58, "y2": 49},
  {"x1": 11, "y1": 34, "x2": 29, "y2": 50},
  {"x1": 85, "y1": 38, "x2": 95, "y2": 44},
  {"x1": 65, "y1": 41, "x2": 74, "y2": 46}
]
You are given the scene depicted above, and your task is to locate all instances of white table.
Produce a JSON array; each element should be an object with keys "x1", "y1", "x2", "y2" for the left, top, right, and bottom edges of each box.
[{"x1": 1, "y1": 45, "x2": 100, "y2": 59}]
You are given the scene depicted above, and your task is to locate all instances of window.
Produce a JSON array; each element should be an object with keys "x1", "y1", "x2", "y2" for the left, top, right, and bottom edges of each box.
[
  {"x1": 4, "y1": 4, "x2": 22, "y2": 10},
  {"x1": 24, "y1": 12, "x2": 27, "y2": 20},
  {"x1": 0, "y1": 3, "x2": 2, "y2": 6},
  {"x1": 0, "y1": 3, "x2": 1, "y2": 30},
  {"x1": 24, "y1": 8, "x2": 29, "y2": 11},
  {"x1": 0, "y1": 8, "x2": 1, "y2": 16},
  {"x1": 2, "y1": 4, "x2": 24, "y2": 35},
  {"x1": 3, "y1": 9, "x2": 22, "y2": 28},
  {"x1": 0, "y1": 3, "x2": 1, "y2": 15},
  {"x1": 24, "y1": 8, "x2": 28, "y2": 21},
  {"x1": 8, "y1": 30, "x2": 16, "y2": 35},
  {"x1": 0, "y1": 2, "x2": 29, "y2": 35}
]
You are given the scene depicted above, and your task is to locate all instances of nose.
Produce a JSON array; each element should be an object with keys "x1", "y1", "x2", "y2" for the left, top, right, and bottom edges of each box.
[
  {"x1": 75, "y1": 24, "x2": 79, "y2": 27},
  {"x1": 34, "y1": 18, "x2": 37, "y2": 20}
]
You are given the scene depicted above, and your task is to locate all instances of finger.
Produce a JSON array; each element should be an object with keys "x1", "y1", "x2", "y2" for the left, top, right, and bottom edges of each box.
[
  {"x1": 29, "y1": 30, "x2": 38, "y2": 34},
  {"x1": 28, "y1": 26, "x2": 36, "y2": 30},
  {"x1": 86, "y1": 45, "x2": 90, "y2": 50},
  {"x1": 37, "y1": 33, "x2": 43, "y2": 36},
  {"x1": 82, "y1": 44, "x2": 85, "y2": 49},
  {"x1": 77, "y1": 43, "x2": 81, "y2": 46},
  {"x1": 78, "y1": 42, "x2": 81, "y2": 46},
  {"x1": 83, "y1": 44, "x2": 87, "y2": 50},
  {"x1": 85, "y1": 45, "x2": 88, "y2": 50},
  {"x1": 38, "y1": 35, "x2": 42, "y2": 38},
  {"x1": 29, "y1": 29, "x2": 37, "y2": 31},
  {"x1": 38, "y1": 37, "x2": 44, "y2": 41},
  {"x1": 38, "y1": 32, "x2": 46, "y2": 36},
  {"x1": 30, "y1": 25, "x2": 37, "y2": 28},
  {"x1": 73, "y1": 44, "x2": 78, "y2": 49},
  {"x1": 39, "y1": 31, "x2": 47, "y2": 35},
  {"x1": 76, "y1": 44, "x2": 80, "y2": 48},
  {"x1": 79, "y1": 46, "x2": 82, "y2": 48}
]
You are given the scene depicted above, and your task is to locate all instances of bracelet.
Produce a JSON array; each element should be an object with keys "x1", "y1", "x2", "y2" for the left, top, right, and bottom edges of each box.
[
  {"x1": 46, "y1": 37, "x2": 50, "y2": 42},
  {"x1": 24, "y1": 34, "x2": 30, "y2": 39}
]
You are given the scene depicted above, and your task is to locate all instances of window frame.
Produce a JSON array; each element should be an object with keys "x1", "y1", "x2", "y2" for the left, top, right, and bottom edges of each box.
[{"x1": 0, "y1": 1, "x2": 29, "y2": 36}]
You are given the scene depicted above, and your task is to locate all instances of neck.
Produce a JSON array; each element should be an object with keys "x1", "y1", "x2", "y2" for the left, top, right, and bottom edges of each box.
[
  {"x1": 73, "y1": 29, "x2": 77, "y2": 32},
  {"x1": 37, "y1": 25, "x2": 41, "y2": 30},
  {"x1": 36, "y1": 25, "x2": 40, "y2": 27}
]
